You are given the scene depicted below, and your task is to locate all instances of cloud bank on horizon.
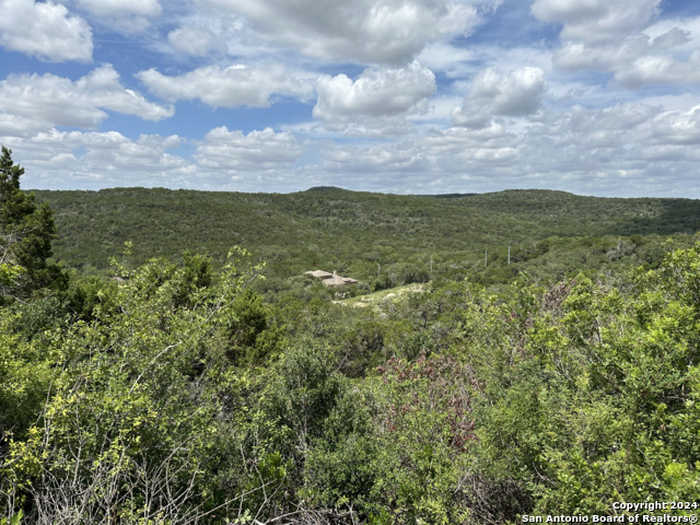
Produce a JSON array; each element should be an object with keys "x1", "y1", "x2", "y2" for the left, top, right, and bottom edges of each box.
[{"x1": 1, "y1": 0, "x2": 699, "y2": 197}]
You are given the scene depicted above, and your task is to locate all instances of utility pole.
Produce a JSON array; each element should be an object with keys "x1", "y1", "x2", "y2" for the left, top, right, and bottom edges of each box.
[
  {"x1": 508, "y1": 245, "x2": 511, "y2": 265},
  {"x1": 428, "y1": 242, "x2": 434, "y2": 275},
  {"x1": 484, "y1": 249, "x2": 488, "y2": 267}
]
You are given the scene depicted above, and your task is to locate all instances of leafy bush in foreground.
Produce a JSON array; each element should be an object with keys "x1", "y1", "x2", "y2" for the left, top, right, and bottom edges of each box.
[{"x1": 1, "y1": 241, "x2": 698, "y2": 523}]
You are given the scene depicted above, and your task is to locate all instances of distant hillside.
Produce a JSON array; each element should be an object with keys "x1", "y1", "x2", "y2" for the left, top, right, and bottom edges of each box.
[{"x1": 32, "y1": 187, "x2": 700, "y2": 284}]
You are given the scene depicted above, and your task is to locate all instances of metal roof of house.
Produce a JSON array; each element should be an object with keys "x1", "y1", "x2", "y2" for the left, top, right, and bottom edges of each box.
[
  {"x1": 306, "y1": 270, "x2": 358, "y2": 286},
  {"x1": 321, "y1": 275, "x2": 349, "y2": 287},
  {"x1": 305, "y1": 270, "x2": 334, "y2": 279}
]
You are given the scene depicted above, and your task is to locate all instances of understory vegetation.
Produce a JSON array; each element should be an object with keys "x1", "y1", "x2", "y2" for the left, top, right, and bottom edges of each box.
[{"x1": 2, "y1": 149, "x2": 699, "y2": 523}]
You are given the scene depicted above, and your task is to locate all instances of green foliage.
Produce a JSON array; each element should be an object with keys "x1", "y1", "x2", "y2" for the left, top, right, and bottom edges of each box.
[
  {"x1": 0, "y1": 263, "x2": 22, "y2": 291},
  {"x1": 2, "y1": 181, "x2": 700, "y2": 523},
  {"x1": 0, "y1": 146, "x2": 63, "y2": 300},
  {"x1": 461, "y1": 243, "x2": 700, "y2": 519},
  {"x1": 0, "y1": 248, "x2": 283, "y2": 523},
  {"x1": 34, "y1": 187, "x2": 700, "y2": 291}
]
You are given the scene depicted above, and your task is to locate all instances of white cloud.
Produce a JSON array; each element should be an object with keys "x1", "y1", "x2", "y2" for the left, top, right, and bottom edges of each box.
[
  {"x1": 615, "y1": 53, "x2": 700, "y2": 86},
  {"x1": 7, "y1": 96, "x2": 700, "y2": 196},
  {"x1": 288, "y1": 117, "x2": 417, "y2": 140},
  {"x1": 302, "y1": 94, "x2": 700, "y2": 197},
  {"x1": 533, "y1": 0, "x2": 700, "y2": 88},
  {"x1": 552, "y1": 26, "x2": 700, "y2": 86},
  {"x1": 195, "y1": 127, "x2": 302, "y2": 172},
  {"x1": 649, "y1": 105, "x2": 700, "y2": 145},
  {"x1": 199, "y1": 0, "x2": 486, "y2": 64},
  {"x1": 554, "y1": 40, "x2": 633, "y2": 71},
  {"x1": 313, "y1": 122, "x2": 525, "y2": 193},
  {"x1": 71, "y1": 0, "x2": 162, "y2": 32},
  {"x1": 0, "y1": 65, "x2": 173, "y2": 137},
  {"x1": 137, "y1": 64, "x2": 318, "y2": 108},
  {"x1": 512, "y1": 101, "x2": 700, "y2": 193},
  {"x1": 3, "y1": 130, "x2": 194, "y2": 188},
  {"x1": 408, "y1": 95, "x2": 464, "y2": 123},
  {"x1": 75, "y1": 0, "x2": 161, "y2": 17},
  {"x1": 416, "y1": 42, "x2": 475, "y2": 77},
  {"x1": 313, "y1": 62, "x2": 436, "y2": 120},
  {"x1": 644, "y1": 17, "x2": 700, "y2": 51},
  {"x1": 167, "y1": 26, "x2": 217, "y2": 57},
  {"x1": 8, "y1": 126, "x2": 315, "y2": 191},
  {"x1": 0, "y1": 0, "x2": 92, "y2": 62},
  {"x1": 553, "y1": 32, "x2": 700, "y2": 87},
  {"x1": 453, "y1": 67, "x2": 546, "y2": 128},
  {"x1": 162, "y1": 9, "x2": 283, "y2": 59},
  {"x1": 0, "y1": 114, "x2": 47, "y2": 137},
  {"x1": 650, "y1": 26, "x2": 692, "y2": 50},
  {"x1": 531, "y1": 0, "x2": 661, "y2": 45},
  {"x1": 324, "y1": 142, "x2": 431, "y2": 174}
]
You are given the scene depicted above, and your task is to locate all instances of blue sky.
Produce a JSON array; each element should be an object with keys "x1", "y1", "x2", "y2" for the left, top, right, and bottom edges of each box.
[{"x1": 1, "y1": 0, "x2": 700, "y2": 197}]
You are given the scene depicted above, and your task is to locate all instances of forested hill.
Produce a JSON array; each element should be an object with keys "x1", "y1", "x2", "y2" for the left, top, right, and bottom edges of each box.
[
  {"x1": 34, "y1": 187, "x2": 700, "y2": 283},
  {"x1": 4, "y1": 175, "x2": 700, "y2": 522}
]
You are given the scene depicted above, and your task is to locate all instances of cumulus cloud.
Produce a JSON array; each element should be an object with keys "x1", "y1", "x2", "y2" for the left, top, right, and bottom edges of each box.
[
  {"x1": 0, "y1": 65, "x2": 173, "y2": 137},
  {"x1": 0, "y1": 0, "x2": 92, "y2": 61},
  {"x1": 324, "y1": 143, "x2": 431, "y2": 174},
  {"x1": 416, "y1": 42, "x2": 475, "y2": 77},
  {"x1": 71, "y1": 0, "x2": 161, "y2": 32},
  {"x1": 453, "y1": 67, "x2": 546, "y2": 128},
  {"x1": 289, "y1": 117, "x2": 419, "y2": 140},
  {"x1": 552, "y1": 28, "x2": 700, "y2": 86},
  {"x1": 531, "y1": 0, "x2": 661, "y2": 44},
  {"x1": 615, "y1": 53, "x2": 700, "y2": 86},
  {"x1": 199, "y1": 0, "x2": 485, "y2": 64},
  {"x1": 5, "y1": 0, "x2": 700, "y2": 197},
  {"x1": 0, "y1": 114, "x2": 47, "y2": 137},
  {"x1": 8, "y1": 96, "x2": 700, "y2": 196},
  {"x1": 313, "y1": 122, "x2": 524, "y2": 193},
  {"x1": 532, "y1": 0, "x2": 700, "y2": 88},
  {"x1": 313, "y1": 62, "x2": 436, "y2": 121},
  {"x1": 6, "y1": 126, "x2": 308, "y2": 190},
  {"x1": 647, "y1": 105, "x2": 700, "y2": 146},
  {"x1": 167, "y1": 26, "x2": 218, "y2": 57},
  {"x1": 163, "y1": 10, "x2": 276, "y2": 58},
  {"x1": 518, "y1": 102, "x2": 700, "y2": 193},
  {"x1": 3, "y1": 130, "x2": 194, "y2": 188},
  {"x1": 137, "y1": 64, "x2": 318, "y2": 108},
  {"x1": 195, "y1": 127, "x2": 302, "y2": 172},
  {"x1": 525, "y1": 102, "x2": 700, "y2": 194},
  {"x1": 307, "y1": 97, "x2": 700, "y2": 196}
]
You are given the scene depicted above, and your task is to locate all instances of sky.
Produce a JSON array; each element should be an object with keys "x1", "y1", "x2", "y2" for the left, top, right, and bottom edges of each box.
[{"x1": 1, "y1": 0, "x2": 700, "y2": 197}]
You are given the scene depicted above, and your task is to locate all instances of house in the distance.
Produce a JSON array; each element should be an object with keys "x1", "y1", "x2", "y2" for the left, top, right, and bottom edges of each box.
[
  {"x1": 305, "y1": 270, "x2": 358, "y2": 287},
  {"x1": 304, "y1": 270, "x2": 333, "y2": 280}
]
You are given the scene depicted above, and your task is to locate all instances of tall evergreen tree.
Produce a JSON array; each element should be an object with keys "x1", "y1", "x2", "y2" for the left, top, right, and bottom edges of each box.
[{"x1": 0, "y1": 146, "x2": 61, "y2": 299}]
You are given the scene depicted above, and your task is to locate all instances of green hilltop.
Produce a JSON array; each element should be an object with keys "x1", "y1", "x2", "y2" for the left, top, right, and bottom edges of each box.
[
  {"x1": 35, "y1": 186, "x2": 700, "y2": 288},
  {"x1": 3, "y1": 171, "x2": 699, "y2": 522}
]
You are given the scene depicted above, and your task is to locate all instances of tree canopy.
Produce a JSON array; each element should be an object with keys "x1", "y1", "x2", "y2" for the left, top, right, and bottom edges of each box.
[
  {"x1": 0, "y1": 146, "x2": 61, "y2": 300},
  {"x1": 1, "y1": 167, "x2": 699, "y2": 523}
]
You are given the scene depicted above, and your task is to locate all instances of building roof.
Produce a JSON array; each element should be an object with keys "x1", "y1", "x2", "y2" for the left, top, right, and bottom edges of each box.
[
  {"x1": 321, "y1": 275, "x2": 350, "y2": 287},
  {"x1": 305, "y1": 270, "x2": 334, "y2": 279},
  {"x1": 306, "y1": 269, "x2": 358, "y2": 286}
]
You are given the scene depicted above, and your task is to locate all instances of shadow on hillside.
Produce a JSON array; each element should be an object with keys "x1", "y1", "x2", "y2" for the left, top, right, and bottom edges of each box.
[{"x1": 608, "y1": 199, "x2": 700, "y2": 236}]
